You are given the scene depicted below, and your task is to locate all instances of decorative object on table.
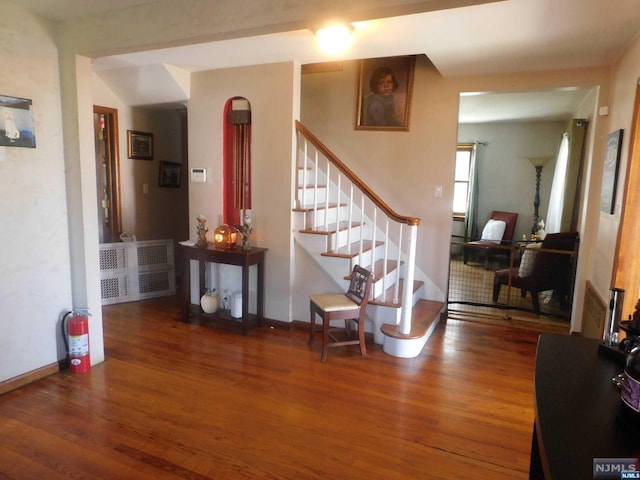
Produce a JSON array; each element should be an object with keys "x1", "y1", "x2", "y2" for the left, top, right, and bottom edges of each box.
[
  {"x1": 600, "y1": 129, "x2": 624, "y2": 214},
  {"x1": 159, "y1": 160, "x2": 181, "y2": 188},
  {"x1": 230, "y1": 292, "x2": 243, "y2": 319},
  {"x1": 0, "y1": 94, "x2": 36, "y2": 148},
  {"x1": 603, "y1": 287, "x2": 625, "y2": 347},
  {"x1": 238, "y1": 209, "x2": 252, "y2": 251},
  {"x1": 213, "y1": 223, "x2": 239, "y2": 250},
  {"x1": 536, "y1": 219, "x2": 546, "y2": 241},
  {"x1": 200, "y1": 289, "x2": 220, "y2": 314},
  {"x1": 195, "y1": 214, "x2": 208, "y2": 247},
  {"x1": 127, "y1": 130, "x2": 153, "y2": 160}
]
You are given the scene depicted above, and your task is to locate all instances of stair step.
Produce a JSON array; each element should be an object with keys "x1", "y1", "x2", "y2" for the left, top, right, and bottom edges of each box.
[
  {"x1": 380, "y1": 300, "x2": 444, "y2": 339},
  {"x1": 371, "y1": 258, "x2": 401, "y2": 280},
  {"x1": 370, "y1": 279, "x2": 424, "y2": 307},
  {"x1": 321, "y1": 240, "x2": 384, "y2": 259},
  {"x1": 292, "y1": 202, "x2": 345, "y2": 213},
  {"x1": 299, "y1": 221, "x2": 361, "y2": 235}
]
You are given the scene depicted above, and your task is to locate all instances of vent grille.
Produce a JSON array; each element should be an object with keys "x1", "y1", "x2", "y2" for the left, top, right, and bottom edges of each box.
[{"x1": 99, "y1": 239, "x2": 175, "y2": 305}]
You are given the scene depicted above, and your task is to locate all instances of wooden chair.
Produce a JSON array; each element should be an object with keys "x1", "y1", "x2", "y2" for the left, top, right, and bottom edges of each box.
[
  {"x1": 492, "y1": 231, "x2": 579, "y2": 313},
  {"x1": 463, "y1": 211, "x2": 519, "y2": 269},
  {"x1": 308, "y1": 265, "x2": 375, "y2": 362}
]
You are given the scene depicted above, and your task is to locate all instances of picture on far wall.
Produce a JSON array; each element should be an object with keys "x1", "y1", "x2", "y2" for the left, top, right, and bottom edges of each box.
[
  {"x1": 355, "y1": 55, "x2": 415, "y2": 131},
  {"x1": 0, "y1": 95, "x2": 36, "y2": 148},
  {"x1": 127, "y1": 130, "x2": 153, "y2": 160},
  {"x1": 600, "y1": 129, "x2": 624, "y2": 214},
  {"x1": 159, "y1": 161, "x2": 181, "y2": 188}
]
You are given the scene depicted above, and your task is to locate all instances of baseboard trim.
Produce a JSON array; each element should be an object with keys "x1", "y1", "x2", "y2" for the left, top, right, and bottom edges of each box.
[{"x1": 0, "y1": 361, "x2": 61, "y2": 396}]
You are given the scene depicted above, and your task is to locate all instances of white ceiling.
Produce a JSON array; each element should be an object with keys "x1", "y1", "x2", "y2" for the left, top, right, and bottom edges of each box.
[{"x1": 13, "y1": 0, "x2": 640, "y2": 122}]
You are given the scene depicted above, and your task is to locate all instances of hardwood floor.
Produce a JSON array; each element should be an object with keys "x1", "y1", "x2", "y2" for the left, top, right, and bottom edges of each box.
[{"x1": 0, "y1": 295, "x2": 558, "y2": 479}]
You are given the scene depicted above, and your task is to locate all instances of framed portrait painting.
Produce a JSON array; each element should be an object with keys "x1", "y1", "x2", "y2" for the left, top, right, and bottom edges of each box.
[
  {"x1": 600, "y1": 129, "x2": 623, "y2": 214},
  {"x1": 356, "y1": 55, "x2": 415, "y2": 131},
  {"x1": 127, "y1": 130, "x2": 153, "y2": 160}
]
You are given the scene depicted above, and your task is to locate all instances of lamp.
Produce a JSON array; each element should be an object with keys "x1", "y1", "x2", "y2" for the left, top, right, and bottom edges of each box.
[
  {"x1": 315, "y1": 23, "x2": 353, "y2": 55},
  {"x1": 528, "y1": 156, "x2": 552, "y2": 235},
  {"x1": 213, "y1": 224, "x2": 239, "y2": 250}
]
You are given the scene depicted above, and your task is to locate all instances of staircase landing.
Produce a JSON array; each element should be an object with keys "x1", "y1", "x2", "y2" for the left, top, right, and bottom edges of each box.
[{"x1": 380, "y1": 299, "x2": 444, "y2": 358}]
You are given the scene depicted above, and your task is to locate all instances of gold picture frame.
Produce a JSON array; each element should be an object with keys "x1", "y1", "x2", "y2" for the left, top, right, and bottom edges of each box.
[
  {"x1": 356, "y1": 55, "x2": 415, "y2": 131},
  {"x1": 127, "y1": 130, "x2": 153, "y2": 160}
]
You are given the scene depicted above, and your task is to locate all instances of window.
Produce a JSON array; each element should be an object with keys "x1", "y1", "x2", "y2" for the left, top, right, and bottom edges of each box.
[{"x1": 453, "y1": 144, "x2": 473, "y2": 217}]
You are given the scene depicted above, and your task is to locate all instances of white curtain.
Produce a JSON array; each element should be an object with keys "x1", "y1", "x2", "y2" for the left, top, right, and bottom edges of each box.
[
  {"x1": 546, "y1": 133, "x2": 570, "y2": 233},
  {"x1": 464, "y1": 143, "x2": 479, "y2": 241}
]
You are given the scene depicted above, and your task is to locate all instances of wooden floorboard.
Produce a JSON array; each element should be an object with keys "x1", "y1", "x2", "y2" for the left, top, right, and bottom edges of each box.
[{"x1": 0, "y1": 294, "x2": 557, "y2": 479}]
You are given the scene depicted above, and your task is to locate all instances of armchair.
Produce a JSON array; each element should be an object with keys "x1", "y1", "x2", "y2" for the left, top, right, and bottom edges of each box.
[
  {"x1": 492, "y1": 231, "x2": 579, "y2": 313},
  {"x1": 463, "y1": 211, "x2": 518, "y2": 269}
]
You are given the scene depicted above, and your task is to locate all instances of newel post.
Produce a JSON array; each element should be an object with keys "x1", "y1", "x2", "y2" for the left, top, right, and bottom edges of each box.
[{"x1": 399, "y1": 224, "x2": 418, "y2": 335}]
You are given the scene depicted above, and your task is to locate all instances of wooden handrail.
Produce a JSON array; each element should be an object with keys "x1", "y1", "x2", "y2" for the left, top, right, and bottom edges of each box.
[{"x1": 296, "y1": 120, "x2": 420, "y2": 226}]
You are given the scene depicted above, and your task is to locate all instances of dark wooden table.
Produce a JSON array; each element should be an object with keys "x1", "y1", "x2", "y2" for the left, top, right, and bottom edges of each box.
[
  {"x1": 530, "y1": 334, "x2": 640, "y2": 479},
  {"x1": 178, "y1": 244, "x2": 267, "y2": 335}
]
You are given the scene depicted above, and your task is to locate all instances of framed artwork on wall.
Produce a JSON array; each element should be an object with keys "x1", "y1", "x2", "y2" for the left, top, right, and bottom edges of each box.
[
  {"x1": 355, "y1": 55, "x2": 415, "y2": 131},
  {"x1": 600, "y1": 129, "x2": 624, "y2": 214},
  {"x1": 0, "y1": 94, "x2": 36, "y2": 148},
  {"x1": 159, "y1": 160, "x2": 181, "y2": 188},
  {"x1": 127, "y1": 130, "x2": 153, "y2": 160}
]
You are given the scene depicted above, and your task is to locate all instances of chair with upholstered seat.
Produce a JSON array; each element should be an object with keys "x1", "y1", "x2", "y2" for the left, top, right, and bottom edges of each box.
[
  {"x1": 308, "y1": 265, "x2": 375, "y2": 362},
  {"x1": 463, "y1": 211, "x2": 518, "y2": 269},
  {"x1": 492, "y1": 231, "x2": 579, "y2": 313}
]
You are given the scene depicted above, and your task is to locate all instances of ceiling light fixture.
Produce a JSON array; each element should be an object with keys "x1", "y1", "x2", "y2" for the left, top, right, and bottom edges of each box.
[{"x1": 315, "y1": 23, "x2": 353, "y2": 55}]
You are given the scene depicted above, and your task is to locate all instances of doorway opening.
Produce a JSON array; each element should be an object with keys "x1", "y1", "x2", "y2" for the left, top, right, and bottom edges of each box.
[
  {"x1": 93, "y1": 105, "x2": 122, "y2": 244},
  {"x1": 447, "y1": 88, "x2": 595, "y2": 331}
]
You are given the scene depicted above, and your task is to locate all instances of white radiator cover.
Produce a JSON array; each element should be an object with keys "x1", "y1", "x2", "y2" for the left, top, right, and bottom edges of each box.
[{"x1": 99, "y1": 239, "x2": 176, "y2": 305}]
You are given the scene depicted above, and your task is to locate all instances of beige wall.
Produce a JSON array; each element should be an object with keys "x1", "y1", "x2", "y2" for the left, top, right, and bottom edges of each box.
[
  {"x1": 93, "y1": 74, "x2": 189, "y2": 244},
  {"x1": 188, "y1": 63, "x2": 298, "y2": 322},
  {"x1": 603, "y1": 38, "x2": 640, "y2": 309},
  {"x1": 302, "y1": 56, "x2": 611, "y2": 331},
  {"x1": 5, "y1": 0, "x2": 640, "y2": 384},
  {"x1": 457, "y1": 120, "x2": 569, "y2": 241}
]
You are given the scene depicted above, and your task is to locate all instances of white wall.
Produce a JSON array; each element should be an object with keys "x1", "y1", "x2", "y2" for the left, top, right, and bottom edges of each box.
[{"x1": 0, "y1": 3, "x2": 73, "y2": 382}]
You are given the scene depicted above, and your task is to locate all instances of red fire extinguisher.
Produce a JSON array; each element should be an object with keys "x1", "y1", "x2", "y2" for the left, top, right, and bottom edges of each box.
[{"x1": 62, "y1": 309, "x2": 91, "y2": 374}]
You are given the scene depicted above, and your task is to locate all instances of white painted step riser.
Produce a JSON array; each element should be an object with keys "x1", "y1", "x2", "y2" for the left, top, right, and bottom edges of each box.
[
  {"x1": 332, "y1": 227, "x2": 362, "y2": 250},
  {"x1": 305, "y1": 208, "x2": 340, "y2": 228},
  {"x1": 298, "y1": 188, "x2": 328, "y2": 206},
  {"x1": 294, "y1": 233, "x2": 330, "y2": 256},
  {"x1": 297, "y1": 167, "x2": 328, "y2": 186}
]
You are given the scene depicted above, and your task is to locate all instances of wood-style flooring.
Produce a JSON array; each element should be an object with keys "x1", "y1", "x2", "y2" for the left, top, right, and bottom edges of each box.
[{"x1": 0, "y1": 295, "x2": 561, "y2": 479}]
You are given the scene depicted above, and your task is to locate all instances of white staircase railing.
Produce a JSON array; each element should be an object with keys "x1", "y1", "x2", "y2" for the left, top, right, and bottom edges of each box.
[{"x1": 296, "y1": 121, "x2": 420, "y2": 334}]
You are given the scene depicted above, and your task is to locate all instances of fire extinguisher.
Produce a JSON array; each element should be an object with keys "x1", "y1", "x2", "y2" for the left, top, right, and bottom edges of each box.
[{"x1": 62, "y1": 309, "x2": 91, "y2": 374}]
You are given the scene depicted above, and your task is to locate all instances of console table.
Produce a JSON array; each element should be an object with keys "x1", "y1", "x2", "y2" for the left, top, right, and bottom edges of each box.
[
  {"x1": 178, "y1": 244, "x2": 267, "y2": 335},
  {"x1": 530, "y1": 334, "x2": 640, "y2": 479}
]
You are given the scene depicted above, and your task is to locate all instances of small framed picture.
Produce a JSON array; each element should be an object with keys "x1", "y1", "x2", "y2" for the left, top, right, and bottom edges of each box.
[
  {"x1": 127, "y1": 130, "x2": 153, "y2": 160},
  {"x1": 0, "y1": 94, "x2": 36, "y2": 148},
  {"x1": 600, "y1": 129, "x2": 624, "y2": 214},
  {"x1": 159, "y1": 161, "x2": 181, "y2": 188},
  {"x1": 356, "y1": 55, "x2": 415, "y2": 131}
]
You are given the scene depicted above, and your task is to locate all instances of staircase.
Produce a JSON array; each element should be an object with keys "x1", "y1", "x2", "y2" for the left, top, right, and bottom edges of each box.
[{"x1": 294, "y1": 121, "x2": 444, "y2": 358}]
